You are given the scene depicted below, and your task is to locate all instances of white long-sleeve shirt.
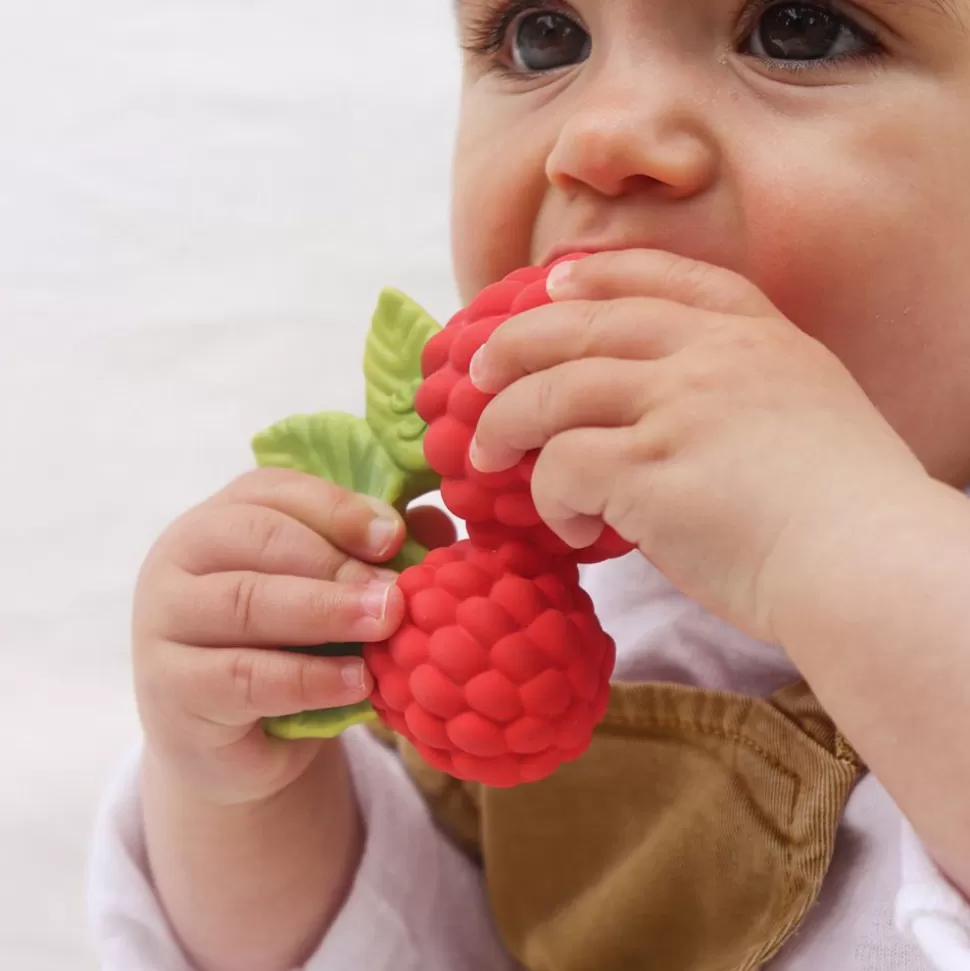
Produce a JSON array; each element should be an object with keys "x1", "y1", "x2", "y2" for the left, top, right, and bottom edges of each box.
[{"x1": 88, "y1": 553, "x2": 970, "y2": 970}]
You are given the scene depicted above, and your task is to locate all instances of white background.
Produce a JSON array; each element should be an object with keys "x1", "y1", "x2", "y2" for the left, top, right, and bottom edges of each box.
[{"x1": 0, "y1": 3, "x2": 460, "y2": 967}]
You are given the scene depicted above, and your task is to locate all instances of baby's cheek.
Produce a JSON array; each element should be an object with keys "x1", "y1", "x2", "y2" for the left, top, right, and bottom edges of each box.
[
  {"x1": 450, "y1": 113, "x2": 548, "y2": 301},
  {"x1": 741, "y1": 180, "x2": 970, "y2": 479},
  {"x1": 451, "y1": 176, "x2": 535, "y2": 302}
]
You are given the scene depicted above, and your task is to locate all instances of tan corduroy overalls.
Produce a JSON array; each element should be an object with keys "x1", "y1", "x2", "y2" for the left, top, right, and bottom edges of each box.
[{"x1": 373, "y1": 679, "x2": 864, "y2": 971}]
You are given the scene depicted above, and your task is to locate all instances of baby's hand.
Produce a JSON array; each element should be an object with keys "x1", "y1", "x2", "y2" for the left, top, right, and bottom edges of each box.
[
  {"x1": 133, "y1": 467, "x2": 449, "y2": 806},
  {"x1": 469, "y1": 249, "x2": 928, "y2": 643}
]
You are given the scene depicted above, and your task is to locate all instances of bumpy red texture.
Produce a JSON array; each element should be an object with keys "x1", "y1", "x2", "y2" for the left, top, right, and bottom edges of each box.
[
  {"x1": 363, "y1": 541, "x2": 615, "y2": 788},
  {"x1": 414, "y1": 259, "x2": 635, "y2": 564}
]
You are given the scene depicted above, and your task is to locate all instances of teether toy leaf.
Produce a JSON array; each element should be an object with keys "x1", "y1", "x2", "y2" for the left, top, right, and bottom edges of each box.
[
  {"x1": 252, "y1": 414, "x2": 404, "y2": 739},
  {"x1": 365, "y1": 288, "x2": 442, "y2": 489},
  {"x1": 265, "y1": 700, "x2": 376, "y2": 740},
  {"x1": 253, "y1": 411, "x2": 408, "y2": 507},
  {"x1": 253, "y1": 294, "x2": 443, "y2": 742}
]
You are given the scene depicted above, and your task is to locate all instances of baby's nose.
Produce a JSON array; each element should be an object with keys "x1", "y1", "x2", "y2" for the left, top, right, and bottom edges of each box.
[{"x1": 545, "y1": 68, "x2": 720, "y2": 202}]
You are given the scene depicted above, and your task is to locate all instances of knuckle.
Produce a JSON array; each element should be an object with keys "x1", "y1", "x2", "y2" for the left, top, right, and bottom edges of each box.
[
  {"x1": 536, "y1": 430, "x2": 574, "y2": 482},
  {"x1": 631, "y1": 414, "x2": 677, "y2": 465},
  {"x1": 666, "y1": 254, "x2": 767, "y2": 314},
  {"x1": 607, "y1": 459, "x2": 656, "y2": 537},
  {"x1": 683, "y1": 354, "x2": 727, "y2": 397},
  {"x1": 662, "y1": 254, "x2": 711, "y2": 301},
  {"x1": 603, "y1": 476, "x2": 642, "y2": 535},
  {"x1": 240, "y1": 506, "x2": 288, "y2": 560},
  {"x1": 219, "y1": 466, "x2": 315, "y2": 510},
  {"x1": 307, "y1": 580, "x2": 342, "y2": 622},
  {"x1": 230, "y1": 573, "x2": 262, "y2": 638},
  {"x1": 490, "y1": 310, "x2": 527, "y2": 354},
  {"x1": 326, "y1": 486, "x2": 360, "y2": 526},
  {"x1": 575, "y1": 301, "x2": 614, "y2": 354},
  {"x1": 216, "y1": 466, "x2": 283, "y2": 503},
  {"x1": 296, "y1": 659, "x2": 317, "y2": 709},
  {"x1": 334, "y1": 556, "x2": 371, "y2": 584},
  {"x1": 535, "y1": 372, "x2": 559, "y2": 427},
  {"x1": 240, "y1": 465, "x2": 296, "y2": 491},
  {"x1": 491, "y1": 307, "x2": 548, "y2": 375},
  {"x1": 229, "y1": 651, "x2": 259, "y2": 712},
  {"x1": 148, "y1": 506, "x2": 204, "y2": 564}
]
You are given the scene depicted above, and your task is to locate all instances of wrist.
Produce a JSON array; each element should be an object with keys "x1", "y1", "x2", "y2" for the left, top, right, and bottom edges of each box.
[
  {"x1": 760, "y1": 471, "x2": 943, "y2": 652},
  {"x1": 755, "y1": 475, "x2": 970, "y2": 897},
  {"x1": 142, "y1": 734, "x2": 346, "y2": 812},
  {"x1": 141, "y1": 738, "x2": 363, "y2": 971},
  {"x1": 140, "y1": 741, "x2": 353, "y2": 839}
]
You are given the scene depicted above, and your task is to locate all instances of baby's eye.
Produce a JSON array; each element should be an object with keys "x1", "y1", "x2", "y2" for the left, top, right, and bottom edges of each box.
[
  {"x1": 743, "y1": 3, "x2": 875, "y2": 63},
  {"x1": 510, "y1": 11, "x2": 591, "y2": 73}
]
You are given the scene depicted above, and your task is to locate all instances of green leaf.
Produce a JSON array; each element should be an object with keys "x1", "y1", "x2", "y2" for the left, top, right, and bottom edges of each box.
[
  {"x1": 250, "y1": 414, "x2": 401, "y2": 743},
  {"x1": 387, "y1": 535, "x2": 430, "y2": 573},
  {"x1": 252, "y1": 411, "x2": 408, "y2": 507},
  {"x1": 264, "y1": 702, "x2": 378, "y2": 740},
  {"x1": 364, "y1": 288, "x2": 442, "y2": 484},
  {"x1": 251, "y1": 297, "x2": 444, "y2": 745}
]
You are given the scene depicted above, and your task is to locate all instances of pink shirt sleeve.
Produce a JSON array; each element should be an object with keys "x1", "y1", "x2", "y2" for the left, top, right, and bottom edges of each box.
[
  {"x1": 896, "y1": 821, "x2": 970, "y2": 969},
  {"x1": 89, "y1": 725, "x2": 968, "y2": 970},
  {"x1": 87, "y1": 728, "x2": 519, "y2": 971}
]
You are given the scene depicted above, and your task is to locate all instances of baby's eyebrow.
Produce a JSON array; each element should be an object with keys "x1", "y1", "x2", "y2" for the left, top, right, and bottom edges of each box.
[{"x1": 887, "y1": 0, "x2": 967, "y2": 29}]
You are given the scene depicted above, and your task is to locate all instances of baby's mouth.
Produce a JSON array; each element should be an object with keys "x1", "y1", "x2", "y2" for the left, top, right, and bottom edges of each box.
[{"x1": 539, "y1": 239, "x2": 652, "y2": 267}]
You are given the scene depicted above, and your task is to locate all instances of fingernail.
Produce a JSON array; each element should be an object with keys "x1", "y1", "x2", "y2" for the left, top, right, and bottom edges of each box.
[
  {"x1": 469, "y1": 347, "x2": 490, "y2": 390},
  {"x1": 367, "y1": 518, "x2": 399, "y2": 557},
  {"x1": 361, "y1": 581, "x2": 394, "y2": 620},
  {"x1": 468, "y1": 436, "x2": 486, "y2": 472},
  {"x1": 546, "y1": 260, "x2": 577, "y2": 298},
  {"x1": 342, "y1": 662, "x2": 366, "y2": 691},
  {"x1": 469, "y1": 436, "x2": 518, "y2": 474},
  {"x1": 363, "y1": 498, "x2": 400, "y2": 556}
]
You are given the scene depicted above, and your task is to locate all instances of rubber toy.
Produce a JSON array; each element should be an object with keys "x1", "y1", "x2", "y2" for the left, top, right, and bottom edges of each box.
[
  {"x1": 252, "y1": 257, "x2": 633, "y2": 787},
  {"x1": 417, "y1": 261, "x2": 632, "y2": 563}
]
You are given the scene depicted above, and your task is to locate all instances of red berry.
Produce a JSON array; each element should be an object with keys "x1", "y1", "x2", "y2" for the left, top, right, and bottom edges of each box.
[
  {"x1": 414, "y1": 258, "x2": 635, "y2": 565},
  {"x1": 363, "y1": 541, "x2": 615, "y2": 788}
]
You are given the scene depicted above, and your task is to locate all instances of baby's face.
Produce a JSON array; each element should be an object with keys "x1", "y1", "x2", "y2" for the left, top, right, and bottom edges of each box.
[{"x1": 450, "y1": 0, "x2": 970, "y2": 483}]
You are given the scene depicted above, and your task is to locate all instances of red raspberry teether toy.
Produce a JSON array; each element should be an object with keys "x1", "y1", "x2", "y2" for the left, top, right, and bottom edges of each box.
[
  {"x1": 256, "y1": 257, "x2": 635, "y2": 786},
  {"x1": 415, "y1": 258, "x2": 635, "y2": 564},
  {"x1": 363, "y1": 540, "x2": 614, "y2": 787}
]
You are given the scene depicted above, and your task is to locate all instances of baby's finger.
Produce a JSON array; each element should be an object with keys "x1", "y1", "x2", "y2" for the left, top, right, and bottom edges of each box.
[
  {"x1": 212, "y1": 467, "x2": 405, "y2": 563},
  {"x1": 547, "y1": 249, "x2": 778, "y2": 317},
  {"x1": 470, "y1": 359, "x2": 646, "y2": 473},
  {"x1": 167, "y1": 502, "x2": 388, "y2": 585},
  {"x1": 469, "y1": 298, "x2": 690, "y2": 395},
  {"x1": 157, "y1": 571, "x2": 403, "y2": 647},
  {"x1": 530, "y1": 426, "x2": 637, "y2": 547},
  {"x1": 169, "y1": 644, "x2": 374, "y2": 725}
]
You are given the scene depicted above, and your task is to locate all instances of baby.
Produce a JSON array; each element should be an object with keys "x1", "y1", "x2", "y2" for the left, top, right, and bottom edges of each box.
[{"x1": 89, "y1": 2, "x2": 970, "y2": 970}]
